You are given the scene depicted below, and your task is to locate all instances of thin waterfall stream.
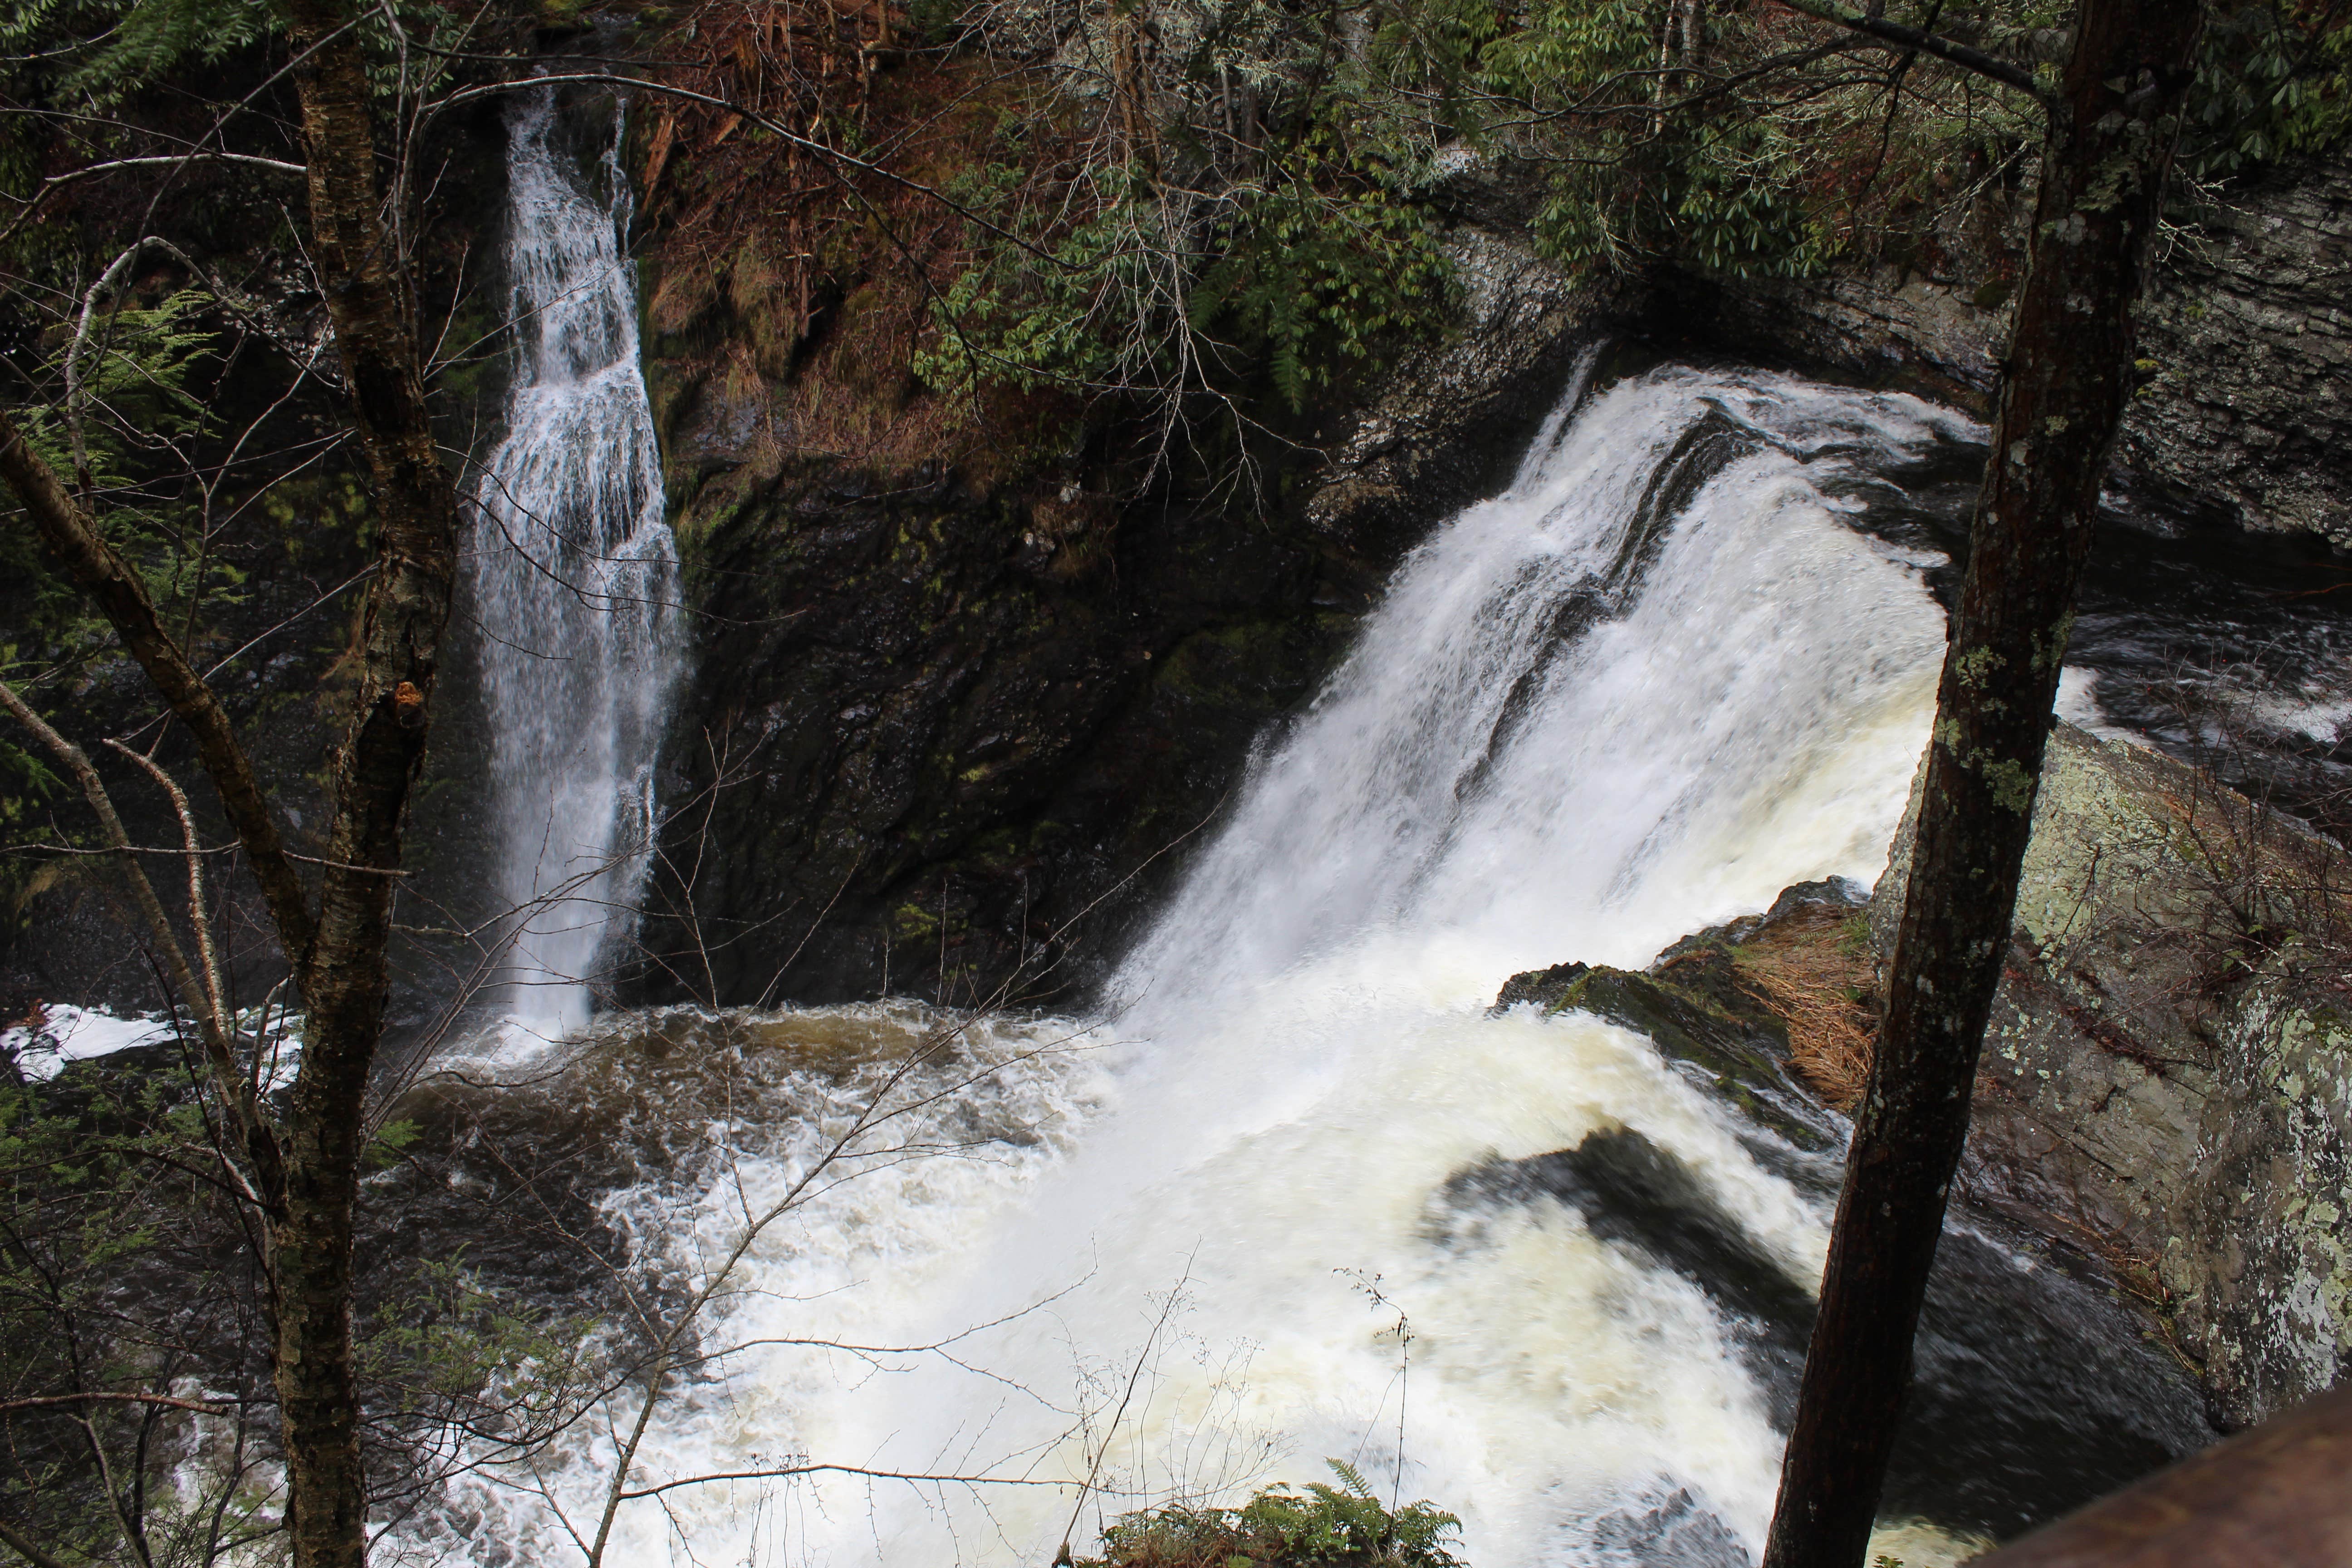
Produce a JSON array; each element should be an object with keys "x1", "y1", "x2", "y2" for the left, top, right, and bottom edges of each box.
[
  {"x1": 469, "y1": 91, "x2": 681, "y2": 1040},
  {"x1": 411, "y1": 362, "x2": 2217, "y2": 1567}
]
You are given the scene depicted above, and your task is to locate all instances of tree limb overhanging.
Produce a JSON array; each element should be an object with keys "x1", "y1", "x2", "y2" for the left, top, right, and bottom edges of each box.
[{"x1": 1770, "y1": 0, "x2": 2052, "y2": 103}]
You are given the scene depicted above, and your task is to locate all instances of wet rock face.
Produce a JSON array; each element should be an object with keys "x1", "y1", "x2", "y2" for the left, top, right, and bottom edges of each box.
[
  {"x1": 639, "y1": 462, "x2": 1341, "y2": 1005},
  {"x1": 1651, "y1": 256, "x2": 2011, "y2": 413},
  {"x1": 1648, "y1": 157, "x2": 2352, "y2": 549},
  {"x1": 638, "y1": 227, "x2": 1609, "y2": 1006}
]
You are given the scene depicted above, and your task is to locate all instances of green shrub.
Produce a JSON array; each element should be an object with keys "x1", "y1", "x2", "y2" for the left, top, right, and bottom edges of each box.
[{"x1": 1086, "y1": 1460, "x2": 1465, "y2": 1567}]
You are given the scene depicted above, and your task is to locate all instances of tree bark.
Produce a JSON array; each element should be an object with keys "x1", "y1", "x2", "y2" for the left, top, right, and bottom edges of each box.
[
  {"x1": 1759, "y1": 1, "x2": 2203, "y2": 1565},
  {"x1": 267, "y1": 1, "x2": 461, "y2": 1563}
]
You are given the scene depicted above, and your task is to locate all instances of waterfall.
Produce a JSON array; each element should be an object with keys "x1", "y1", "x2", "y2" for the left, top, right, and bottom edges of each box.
[
  {"x1": 439, "y1": 364, "x2": 2202, "y2": 1566},
  {"x1": 1112, "y1": 358, "x2": 1957, "y2": 1011},
  {"x1": 469, "y1": 91, "x2": 681, "y2": 1040}
]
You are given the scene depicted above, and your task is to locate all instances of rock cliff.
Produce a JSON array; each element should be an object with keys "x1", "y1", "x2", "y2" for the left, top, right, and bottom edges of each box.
[
  {"x1": 634, "y1": 135, "x2": 2351, "y2": 1008},
  {"x1": 632, "y1": 223, "x2": 1611, "y2": 1004},
  {"x1": 1654, "y1": 156, "x2": 2352, "y2": 548}
]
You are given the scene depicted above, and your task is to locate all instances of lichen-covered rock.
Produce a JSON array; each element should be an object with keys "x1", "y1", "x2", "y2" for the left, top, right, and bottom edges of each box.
[
  {"x1": 1873, "y1": 721, "x2": 2352, "y2": 1428},
  {"x1": 2193, "y1": 983, "x2": 2352, "y2": 1427}
]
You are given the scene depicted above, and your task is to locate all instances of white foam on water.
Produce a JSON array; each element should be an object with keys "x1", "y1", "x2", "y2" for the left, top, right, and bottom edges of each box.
[
  {"x1": 2236, "y1": 686, "x2": 2352, "y2": 745},
  {"x1": 2055, "y1": 666, "x2": 2151, "y2": 749},
  {"x1": 0, "y1": 1004, "x2": 304, "y2": 1085},
  {"x1": 1, "y1": 1004, "x2": 174, "y2": 1079}
]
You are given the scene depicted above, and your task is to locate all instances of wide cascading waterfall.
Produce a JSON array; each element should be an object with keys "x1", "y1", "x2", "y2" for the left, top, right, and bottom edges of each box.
[
  {"x1": 1111, "y1": 359, "x2": 1955, "y2": 1007},
  {"x1": 436, "y1": 363, "x2": 2205, "y2": 1566},
  {"x1": 470, "y1": 92, "x2": 681, "y2": 1039}
]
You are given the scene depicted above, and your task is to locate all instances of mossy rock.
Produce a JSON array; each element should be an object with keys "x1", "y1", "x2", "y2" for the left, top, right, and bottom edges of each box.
[
  {"x1": 1558, "y1": 964, "x2": 1834, "y2": 1154},
  {"x1": 1494, "y1": 880, "x2": 1872, "y2": 1156}
]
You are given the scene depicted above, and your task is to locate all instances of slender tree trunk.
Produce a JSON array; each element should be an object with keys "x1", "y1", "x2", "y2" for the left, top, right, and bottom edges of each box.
[
  {"x1": 268, "y1": 1, "x2": 461, "y2": 1563},
  {"x1": 1758, "y1": 2, "x2": 2202, "y2": 1565}
]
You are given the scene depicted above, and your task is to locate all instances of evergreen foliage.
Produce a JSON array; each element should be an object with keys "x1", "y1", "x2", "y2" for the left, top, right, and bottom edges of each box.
[
  {"x1": 1085, "y1": 1460, "x2": 1466, "y2": 1567},
  {"x1": 916, "y1": 142, "x2": 1449, "y2": 416},
  {"x1": 0, "y1": 0, "x2": 468, "y2": 113},
  {"x1": 2182, "y1": 0, "x2": 2352, "y2": 176},
  {"x1": 908, "y1": 0, "x2": 1458, "y2": 440}
]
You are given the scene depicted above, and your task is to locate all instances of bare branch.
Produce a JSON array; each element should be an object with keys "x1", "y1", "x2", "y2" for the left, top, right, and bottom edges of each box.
[
  {"x1": 0, "y1": 681, "x2": 279, "y2": 1210},
  {"x1": 12, "y1": 152, "x2": 308, "y2": 206},
  {"x1": 1768, "y1": 0, "x2": 2049, "y2": 103},
  {"x1": 0, "y1": 1393, "x2": 235, "y2": 1416},
  {"x1": 614, "y1": 1462, "x2": 1071, "y2": 1504},
  {"x1": 0, "y1": 410, "x2": 318, "y2": 964},
  {"x1": 101, "y1": 741, "x2": 230, "y2": 1045}
]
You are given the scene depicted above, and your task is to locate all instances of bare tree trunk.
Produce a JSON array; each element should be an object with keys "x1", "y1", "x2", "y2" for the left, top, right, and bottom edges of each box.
[
  {"x1": 269, "y1": 0, "x2": 462, "y2": 1562},
  {"x1": 1759, "y1": 1, "x2": 2203, "y2": 1564}
]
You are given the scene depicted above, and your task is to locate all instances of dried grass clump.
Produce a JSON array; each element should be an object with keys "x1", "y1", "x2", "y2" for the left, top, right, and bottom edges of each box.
[{"x1": 1734, "y1": 909, "x2": 1881, "y2": 1112}]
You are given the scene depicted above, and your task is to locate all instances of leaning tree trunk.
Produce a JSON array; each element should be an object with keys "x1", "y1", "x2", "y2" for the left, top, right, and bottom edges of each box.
[{"x1": 1759, "y1": 1, "x2": 2203, "y2": 1564}]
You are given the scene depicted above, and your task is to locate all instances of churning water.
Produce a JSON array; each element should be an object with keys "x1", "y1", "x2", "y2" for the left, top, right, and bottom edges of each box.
[
  {"x1": 416, "y1": 363, "x2": 2211, "y2": 1567},
  {"x1": 468, "y1": 92, "x2": 681, "y2": 1039}
]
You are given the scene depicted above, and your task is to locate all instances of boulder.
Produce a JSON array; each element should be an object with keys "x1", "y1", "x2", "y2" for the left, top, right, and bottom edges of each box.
[{"x1": 1874, "y1": 722, "x2": 2351, "y2": 1428}]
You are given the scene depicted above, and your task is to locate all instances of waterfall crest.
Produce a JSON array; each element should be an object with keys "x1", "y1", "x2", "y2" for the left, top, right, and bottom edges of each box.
[
  {"x1": 1117, "y1": 363, "x2": 1963, "y2": 1016},
  {"x1": 470, "y1": 91, "x2": 681, "y2": 1039}
]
